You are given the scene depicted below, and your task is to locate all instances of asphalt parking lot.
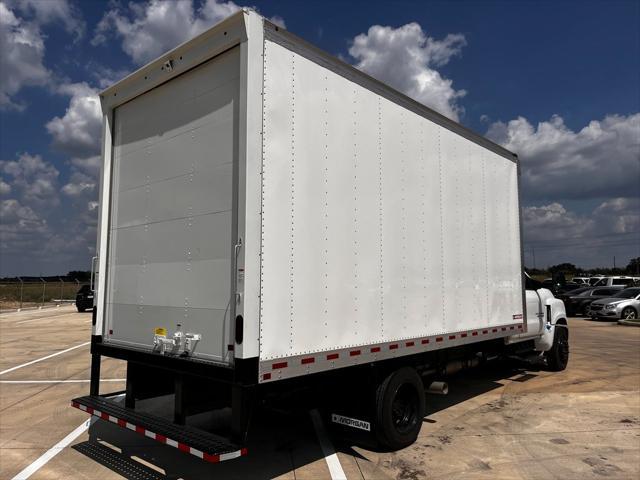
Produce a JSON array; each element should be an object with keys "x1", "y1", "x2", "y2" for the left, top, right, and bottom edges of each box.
[{"x1": 1, "y1": 306, "x2": 639, "y2": 479}]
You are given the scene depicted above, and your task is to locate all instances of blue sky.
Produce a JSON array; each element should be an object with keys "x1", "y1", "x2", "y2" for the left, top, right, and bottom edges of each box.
[{"x1": 1, "y1": 0, "x2": 639, "y2": 275}]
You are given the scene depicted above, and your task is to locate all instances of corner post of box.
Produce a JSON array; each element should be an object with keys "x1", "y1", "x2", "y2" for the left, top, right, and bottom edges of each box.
[
  {"x1": 94, "y1": 100, "x2": 115, "y2": 339},
  {"x1": 232, "y1": 9, "x2": 264, "y2": 362}
]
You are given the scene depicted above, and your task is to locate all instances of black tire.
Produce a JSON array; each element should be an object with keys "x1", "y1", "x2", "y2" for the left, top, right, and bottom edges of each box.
[
  {"x1": 77, "y1": 306, "x2": 86, "y2": 313},
  {"x1": 546, "y1": 323, "x2": 569, "y2": 371},
  {"x1": 621, "y1": 307, "x2": 638, "y2": 320},
  {"x1": 375, "y1": 367, "x2": 425, "y2": 450}
]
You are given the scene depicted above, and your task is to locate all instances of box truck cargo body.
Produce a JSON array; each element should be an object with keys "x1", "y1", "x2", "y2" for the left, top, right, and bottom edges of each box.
[{"x1": 75, "y1": 10, "x2": 568, "y2": 461}]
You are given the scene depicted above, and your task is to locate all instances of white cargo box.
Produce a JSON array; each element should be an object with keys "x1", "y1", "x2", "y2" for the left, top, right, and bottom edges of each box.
[{"x1": 94, "y1": 10, "x2": 525, "y2": 384}]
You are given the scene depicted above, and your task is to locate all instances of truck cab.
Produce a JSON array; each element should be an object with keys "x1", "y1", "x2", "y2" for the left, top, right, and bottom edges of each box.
[{"x1": 507, "y1": 272, "x2": 568, "y2": 371}]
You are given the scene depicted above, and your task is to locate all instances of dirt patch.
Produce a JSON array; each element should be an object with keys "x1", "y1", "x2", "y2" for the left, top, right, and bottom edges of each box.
[
  {"x1": 550, "y1": 438, "x2": 570, "y2": 445},
  {"x1": 582, "y1": 457, "x2": 623, "y2": 476}
]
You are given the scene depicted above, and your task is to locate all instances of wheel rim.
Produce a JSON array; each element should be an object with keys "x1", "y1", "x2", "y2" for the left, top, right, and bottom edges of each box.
[
  {"x1": 623, "y1": 308, "x2": 637, "y2": 320},
  {"x1": 391, "y1": 383, "x2": 419, "y2": 435}
]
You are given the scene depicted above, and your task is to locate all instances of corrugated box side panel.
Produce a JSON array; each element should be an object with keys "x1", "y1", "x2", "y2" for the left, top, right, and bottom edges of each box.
[{"x1": 259, "y1": 37, "x2": 522, "y2": 362}]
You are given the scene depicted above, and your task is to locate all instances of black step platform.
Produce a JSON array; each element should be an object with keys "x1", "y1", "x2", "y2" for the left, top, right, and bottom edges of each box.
[{"x1": 71, "y1": 395, "x2": 247, "y2": 463}]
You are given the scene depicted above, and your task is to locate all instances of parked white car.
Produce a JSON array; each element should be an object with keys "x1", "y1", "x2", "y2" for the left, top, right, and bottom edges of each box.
[
  {"x1": 588, "y1": 287, "x2": 640, "y2": 320},
  {"x1": 571, "y1": 277, "x2": 591, "y2": 285},
  {"x1": 591, "y1": 276, "x2": 637, "y2": 287}
]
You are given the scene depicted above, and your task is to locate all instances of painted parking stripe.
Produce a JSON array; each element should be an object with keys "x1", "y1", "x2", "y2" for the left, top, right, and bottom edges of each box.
[
  {"x1": 10, "y1": 417, "x2": 97, "y2": 480},
  {"x1": 10, "y1": 394, "x2": 125, "y2": 480},
  {"x1": 0, "y1": 342, "x2": 89, "y2": 376},
  {"x1": 310, "y1": 409, "x2": 347, "y2": 480}
]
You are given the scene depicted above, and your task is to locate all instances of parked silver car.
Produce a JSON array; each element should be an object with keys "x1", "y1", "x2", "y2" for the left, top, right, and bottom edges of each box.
[{"x1": 588, "y1": 287, "x2": 640, "y2": 320}]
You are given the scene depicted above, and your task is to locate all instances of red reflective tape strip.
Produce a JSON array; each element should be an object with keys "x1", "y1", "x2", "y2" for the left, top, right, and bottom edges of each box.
[
  {"x1": 272, "y1": 362, "x2": 288, "y2": 370},
  {"x1": 204, "y1": 453, "x2": 220, "y2": 463},
  {"x1": 370, "y1": 346, "x2": 381, "y2": 353},
  {"x1": 461, "y1": 333, "x2": 468, "y2": 338},
  {"x1": 492, "y1": 328, "x2": 498, "y2": 333},
  {"x1": 72, "y1": 404, "x2": 247, "y2": 463},
  {"x1": 449, "y1": 335, "x2": 456, "y2": 340},
  {"x1": 472, "y1": 331, "x2": 478, "y2": 336},
  {"x1": 327, "y1": 353, "x2": 339, "y2": 360},
  {"x1": 501, "y1": 327, "x2": 507, "y2": 331},
  {"x1": 263, "y1": 373, "x2": 271, "y2": 380},
  {"x1": 510, "y1": 326, "x2": 515, "y2": 330},
  {"x1": 301, "y1": 357, "x2": 315, "y2": 365},
  {"x1": 389, "y1": 344, "x2": 399, "y2": 350},
  {"x1": 483, "y1": 330, "x2": 489, "y2": 334},
  {"x1": 436, "y1": 337, "x2": 443, "y2": 342},
  {"x1": 406, "y1": 341, "x2": 415, "y2": 347},
  {"x1": 350, "y1": 350, "x2": 361, "y2": 356},
  {"x1": 421, "y1": 339, "x2": 429, "y2": 344}
]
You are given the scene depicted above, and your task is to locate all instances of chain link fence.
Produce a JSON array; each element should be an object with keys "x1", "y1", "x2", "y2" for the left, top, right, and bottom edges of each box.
[{"x1": 0, "y1": 278, "x2": 87, "y2": 312}]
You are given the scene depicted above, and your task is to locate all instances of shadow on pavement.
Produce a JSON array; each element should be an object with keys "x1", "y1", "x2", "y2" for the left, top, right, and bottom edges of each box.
[
  {"x1": 425, "y1": 360, "x2": 539, "y2": 416},
  {"x1": 77, "y1": 405, "x2": 324, "y2": 480}
]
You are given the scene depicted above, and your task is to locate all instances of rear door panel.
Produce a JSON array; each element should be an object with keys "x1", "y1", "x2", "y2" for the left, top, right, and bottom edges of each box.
[{"x1": 104, "y1": 48, "x2": 240, "y2": 364}]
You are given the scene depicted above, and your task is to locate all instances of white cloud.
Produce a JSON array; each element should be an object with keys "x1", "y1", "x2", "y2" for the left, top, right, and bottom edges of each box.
[
  {"x1": 0, "y1": 2, "x2": 49, "y2": 110},
  {"x1": 0, "y1": 179, "x2": 11, "y2": 195},
  {"x1": 487, "y1": 113, "x2": 640, "y2": 201},
  {"x1": 62, "y1": 171, "x2": 95, "y2": 197},
  {"x1": 92, "y1": 0, "x2": 238, "y2": 65},
  {"x1": 523, "y1": 202, "x2": 593, "y2": 243},
  {"x1": 348, "y1": 22, "x2": 466, "y2": 121},
  {"x1": 46, "y1": 82, "x2": 102, "y2": 159},
  {"x1": 522, "y1": 199, "x2": 639, "y2": 268},
  {"x1": 7, "y1": 0, "x2": 85, "y2": 39},
  {"x1": 0, "y1": 153, "x2": 60, "y2": 206}
]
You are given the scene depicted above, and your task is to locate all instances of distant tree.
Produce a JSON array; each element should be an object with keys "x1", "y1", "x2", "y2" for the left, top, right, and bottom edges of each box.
[
  {"x1": 627, "y1": 257, "x2": 640, "y2": 275},
  {"x1": 548, "y1": 263, "x2": 578, "y2": 274},
  {"x1": 67, "y1": 270, "x2": 91, "y2": 282}
]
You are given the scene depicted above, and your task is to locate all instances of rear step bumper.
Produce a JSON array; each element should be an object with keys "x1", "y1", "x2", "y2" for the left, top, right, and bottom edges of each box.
[{"x1": 71, "y1": 395, "x2": 247, "y2": 463}]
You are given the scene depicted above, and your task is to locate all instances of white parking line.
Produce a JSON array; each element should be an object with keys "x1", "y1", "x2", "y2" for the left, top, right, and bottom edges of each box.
[
  {"x1": 10, "y1": 394, "x2": 125, "y2": 480},
  {"x1": 310, "y1": 409, "x2": 347, "y2": 480},
  {"x1": 0, "y1": 342, "x2": 90, "y2": 376},
  {"x1": 10, "y1": 417, "x2": 97, "y2": 480},
  {"x1": 0, "y1": 379, "x2": 125, "y2": 384}
]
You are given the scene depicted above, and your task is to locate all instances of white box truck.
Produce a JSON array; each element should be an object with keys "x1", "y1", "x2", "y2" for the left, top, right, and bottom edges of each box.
[{"x1": 74, "y1": 9, "x2": 569, "y2": 463}]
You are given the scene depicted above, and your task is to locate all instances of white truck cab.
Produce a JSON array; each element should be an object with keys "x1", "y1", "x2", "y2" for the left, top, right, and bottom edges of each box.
[{"x1": 506, "y1": 274, "x2": 568, "y2": 371}]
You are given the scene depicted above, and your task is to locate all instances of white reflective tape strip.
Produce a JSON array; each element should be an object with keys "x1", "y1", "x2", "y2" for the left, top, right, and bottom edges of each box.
[
  {"x1": 109, "y1": 416, "x2": 118, "y2": 423},
  {"x1": 166, "y1": 438, "x2": 178, "y2": 448},
  {"x1": 0, "y1": 342, "x2": 90, "y2": 376},
  {"x1": 310, "y1": 410, "x2": 347, "y2": 480},
  {"x1": 126, "y1": 422, "x2": 136, "y2": 431},
  {"x1": 190, "y1": 448, "x2": 204, "y2": 459},
  {"x1": 219, "y1": 450, "x2": 242, "y2": 461},
  {"x1": 145, "y1": 430, "x2": 155, "y2": 439},
  {"x1": 10, "y1": 417, "x2": 96, "y2": 480}
]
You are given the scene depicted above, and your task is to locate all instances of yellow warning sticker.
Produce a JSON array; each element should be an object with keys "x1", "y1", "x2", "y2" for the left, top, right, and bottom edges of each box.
[{"x1": 155, "y1": 327, "x2": 167, "y2": 336}]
